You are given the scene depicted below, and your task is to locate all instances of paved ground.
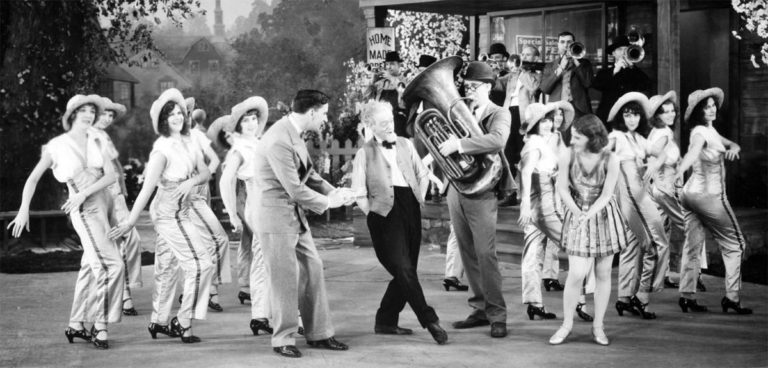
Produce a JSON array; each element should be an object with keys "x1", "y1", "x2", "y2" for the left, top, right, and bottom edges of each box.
[{"x1": 1, "y1": 238, "x2": 766, "y2": 368}]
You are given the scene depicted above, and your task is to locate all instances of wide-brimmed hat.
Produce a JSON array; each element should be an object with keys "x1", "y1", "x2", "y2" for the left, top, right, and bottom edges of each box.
[
  {"x1": 463, "y1": 61, "x2": 495, "y2": 84},
  {"x1": 684, "y1": 87, "x2": 723, "y2": 123},
  {"x1": 521, "y1": 101, "x2": 575, "y2": 135},
  {"x1": 61, "y1": 94, "x2": 105, "y2": 131},
  {"x1": 100, "y1": 97, "x2": 127, "y2": 120},
  {"x1": 231, "y1": 96, "x2": 269, "y2": 137},
  {"x1": 206, "y1": 114, "x2": 232, "y2": 148},
  {"x1": 607, "y1": 92, "x2": 651, "y2": 122},
  {"x1": 385, "y1": 51, "x2": 403, "y2": 63},
  {"x1": 607, "y1": 35, "x2": 631, "y2": 55},
  {"x1": 418, "y1": 55, "x2": 437, "y2": 68},
  {"x1": 150, "y1": 88, "x2": 187, "y2": 134},
  {"x1": 647, "y1": 90, "x2": 678, "y2": 118},
  {"x1": 489, "y1": 43, "x2": 509, "y2": 58}
]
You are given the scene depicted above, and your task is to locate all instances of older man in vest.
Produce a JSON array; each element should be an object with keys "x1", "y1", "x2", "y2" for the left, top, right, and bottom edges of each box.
[{"x1": 352, "y1": 100, "x2": 448, "y2": 345}]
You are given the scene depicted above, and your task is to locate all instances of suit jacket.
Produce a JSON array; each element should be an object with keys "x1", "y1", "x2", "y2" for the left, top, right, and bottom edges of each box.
[
  {"x1": 493, "y1": 70, "x2": 542, "y2": 121},
  {"x1": 593, "y1": 66, "x2": 652, "y2": 123},
  {"x1": 458, "y1": 102, "x2": 517, "y2": 198},
  {"x1": 541, "y1": 56, "x2": 594, "y2": 114},
  {"x1": 252, "y1": 116, "x2": 335, "y2": 234}
]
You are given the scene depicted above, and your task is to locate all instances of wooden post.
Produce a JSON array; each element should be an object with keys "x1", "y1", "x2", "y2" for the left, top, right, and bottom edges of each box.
[{"x1": 657, "y1": 0, "x2": 681, "y2": 139}]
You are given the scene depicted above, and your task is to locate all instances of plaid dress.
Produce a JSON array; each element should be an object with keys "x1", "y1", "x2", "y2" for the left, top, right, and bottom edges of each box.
[{"x1": 560, "y1": 150, "x2": 637, "y2": 258}]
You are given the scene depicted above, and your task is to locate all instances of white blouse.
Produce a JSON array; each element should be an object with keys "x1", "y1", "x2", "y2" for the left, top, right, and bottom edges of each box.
[
  {"x1": 150, "y1": 136, "x2": 198, "y2": 182},
  {"x1": 647, "y1": 127, "x2": 680, "y2": 165},
  {"x1": 609, "y1": 130, "x2": 648, "y2": 162},
  {"x1": 229, "y1": 135, "x2": 258, "y2": 181},
  {"x1": 520, "y1": 135, "x2": 558, "y2": 173},
  {"x1": 44, "y1": 128, "x2": 110, "y2": 183}
]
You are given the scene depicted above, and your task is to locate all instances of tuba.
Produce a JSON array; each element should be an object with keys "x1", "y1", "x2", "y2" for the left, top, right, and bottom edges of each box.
[{"x1": 403, "y1": 56, "x2": 503, "y2": 196}]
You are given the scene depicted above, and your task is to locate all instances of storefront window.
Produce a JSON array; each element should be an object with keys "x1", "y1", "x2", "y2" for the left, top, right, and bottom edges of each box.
[{"x1": 543, "y1": 6, "x2": 603, "y2": 64}]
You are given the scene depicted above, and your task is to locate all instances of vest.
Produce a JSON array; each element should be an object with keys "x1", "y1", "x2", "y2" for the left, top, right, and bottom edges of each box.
[{"x1": 363, "y1": 137, "x2": 422, "y2": 216}]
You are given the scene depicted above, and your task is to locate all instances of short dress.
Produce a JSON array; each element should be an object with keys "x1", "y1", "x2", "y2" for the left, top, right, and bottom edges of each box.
[{"x1": 560, "y1": 149, "x2": 637, "y2": 258}]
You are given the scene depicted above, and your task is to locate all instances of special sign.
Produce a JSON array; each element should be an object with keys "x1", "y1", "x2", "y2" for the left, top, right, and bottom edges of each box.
[
  {"x1": 367, "y1": 27, "x2": 395, "y2": 65},
  {"x1": 516, "y1": 35, "x2": 559, "y2": 62}
]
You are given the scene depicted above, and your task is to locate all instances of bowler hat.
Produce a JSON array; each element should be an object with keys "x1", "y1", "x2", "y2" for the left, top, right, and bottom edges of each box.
[
  {"x1": 463, "y1": 61, "x2": 495, "y2": 84},
  {"x1": 607, "y1": 35, "x2": 631, "y2": 55},
  {"x1": 418, "y1": 55, "x2": 437, "y2": 68},
  {"x1": 489, "y1": 43, "x2": 509, "y2": 58},
  {"x1": 385, "y1": 51, "x2": 403, "y2": 63}
]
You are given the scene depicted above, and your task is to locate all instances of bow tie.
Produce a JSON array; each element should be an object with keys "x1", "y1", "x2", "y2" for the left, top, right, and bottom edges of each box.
[{"x1": 381, "y1": 140, "x2": 394, "y2": 149}]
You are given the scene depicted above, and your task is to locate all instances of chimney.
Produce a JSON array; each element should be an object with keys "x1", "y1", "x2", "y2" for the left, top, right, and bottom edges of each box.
[{"x1": 214, "y1": 0, "x2": 225, "y2": 38}]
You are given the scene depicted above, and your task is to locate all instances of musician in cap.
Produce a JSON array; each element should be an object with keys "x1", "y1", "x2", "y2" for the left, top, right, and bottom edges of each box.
[
  {"x1": 437, "y1": 61, "x2": 515, "y2": 338},
  {"x1": 374, "y1": 51, "x2": 409, "y2": 137},
  {"x1": 593, "y1": 34, "x2": 652, "y2": 125}
]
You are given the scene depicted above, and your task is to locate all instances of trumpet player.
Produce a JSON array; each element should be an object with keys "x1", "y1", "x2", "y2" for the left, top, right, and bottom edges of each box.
[
  {"x1": 593, "y1": 35, "x2": 652, "y2": 125},
  {"x1": 437, "y1": 61, "x2": 515, "y2": 338},
  {"x1": 541, "y1": 31, "x2": 594, "y2": 118},
  {"x1": 374, "y1": 51, "x2": 409, "y2": 137}
]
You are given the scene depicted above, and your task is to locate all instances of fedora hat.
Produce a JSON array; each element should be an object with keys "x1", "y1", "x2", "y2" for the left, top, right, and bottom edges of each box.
[
  {"x1": 418, "y1": 55, "x2": 437, "y2": 68},
  {"x1": 206, "y1": 114, "x2": 233, "y2": 148},
  {"x1": 684, "y1": 87, "x2": 723, "y2": 123},
  {"x1": 61, "y1": 94, "x2": 105, "y2": 131},
  {"x1": 231, "y1": 96, "x2": 269, "y2": 137},
  {"x1": 607, "y1": 35, "x2": 631, "y2": 55},
  {"x1": 607, "y1": 92, "x2": 651, "y2": 123},
  {"x1": 150, "y1": 88, "x2": 187, "y2": 134},
  {"x1": 463, "y1": 61, "x2": 495, "y2": 84},
  {"x1": 489, "y1": 43, "x2": 509, "y2": 58},
  {"x1": 647, "y1": 90, "x2": 678, "y2": 118},
  {"x1": 521, "y1": 101, "x2": 575, "y2": 135},
  {"x1": 385, "y1": 51, "x2": 403, "y2": 63}
]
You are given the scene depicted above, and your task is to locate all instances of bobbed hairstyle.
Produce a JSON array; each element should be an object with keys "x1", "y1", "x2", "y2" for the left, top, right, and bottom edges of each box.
[
  {"x1": 651, "y1": 100, "x2": 678, "y2": 129},
  {"x1": 235, "y1": 109, "x2": 262, "y2": 133},
  {"x1": 157, "y1": 101, "x2": 189, "y2": 137},
  {"x1": 610, "y1": 101, "x2": 648, "y2": 134},
  {"x1": 67, "y1": 103, "x2": 99, "y2": 128},
  {"x1": 573, "y1": 114, "x2": 608, "y2": 153},
  {"x1": 527, "y1": 110, "x2": 557, "y2": 137}
]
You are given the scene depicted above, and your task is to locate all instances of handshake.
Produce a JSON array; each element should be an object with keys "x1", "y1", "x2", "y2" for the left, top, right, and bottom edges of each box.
[{"x1": 328, "y1": 187, "x2": 358, "y2": 208}]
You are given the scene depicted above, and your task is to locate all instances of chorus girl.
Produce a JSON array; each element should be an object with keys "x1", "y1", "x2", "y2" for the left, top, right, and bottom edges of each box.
[
  {"x1": 8, "y1": 95, "x2": 124, "y2": 349},
  {"x1": 109, "y1": 88, "x2": 215, "y2": 343}
]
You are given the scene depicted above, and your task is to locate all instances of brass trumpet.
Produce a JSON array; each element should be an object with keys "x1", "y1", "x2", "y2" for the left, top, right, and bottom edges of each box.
[{"x1": 567, "y1": 42, "x2": 587, "y2": 59}]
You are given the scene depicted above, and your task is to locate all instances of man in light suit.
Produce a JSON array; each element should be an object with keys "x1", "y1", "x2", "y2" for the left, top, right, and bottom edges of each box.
[
  {"x1": 252, "y1": 89, "x2": 353, "y2": 358},
  {"x1": 437, "y1": 61, "x2": 516, "y2": 338}
]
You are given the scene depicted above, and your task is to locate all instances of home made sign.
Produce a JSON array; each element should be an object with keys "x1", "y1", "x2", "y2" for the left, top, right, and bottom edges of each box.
[{"x1": 367, "y1": 27, "x2": 395, "y2": 66}]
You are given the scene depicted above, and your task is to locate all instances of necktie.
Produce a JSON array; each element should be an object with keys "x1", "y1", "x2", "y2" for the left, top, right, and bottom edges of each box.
[{"x1": 381, "y1": 140, "x2": 394, "y2": 149}]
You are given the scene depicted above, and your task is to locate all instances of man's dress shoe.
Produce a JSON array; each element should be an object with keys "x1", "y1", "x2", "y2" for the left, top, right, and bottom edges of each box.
[
  {"x1": 426, "y1": 322, "x2": 448, "y2": 345},
  {"x1": 374, "y1": 325, "x2": 414, "y2": 335},
  {"x1": 452, "y1": 316, "x2": 490, "y2": 329},
  {"x1": 490, "y1": 322, "x2": 507, "y2": 338},
  {"x1": 307, "y1": 337, "x2": 349, "y2": 351}
]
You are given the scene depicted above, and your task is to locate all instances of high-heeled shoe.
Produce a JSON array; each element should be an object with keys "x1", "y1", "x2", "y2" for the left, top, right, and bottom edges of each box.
[
  {"x1": 170, "y1": 316, "x2": 201, "y2": 343},
  {"x1": 591, "y1": 327, "x2": 610, "y2": 346},
  {"x1": 548, "y1": 325, "x2": 571, "y2": 345},
  {"x1": 543, "y1": 279, "x2": 564, "y2": 292},
  {"x1": 64, "y1": 327, "x2": 91, "y2": 343},
  {"x1": 148, "y1": 322, "x2": 178, "y2": 339},
  {"x1": 615, "y1": 300, "x2": 639, "y2": 316},
  {"x1": 576, "y1": 303, "x2": 593, "y2": 322},
  {"x1": 90, "y1": 326, "x2": 108, "y2": 350},
  {"x1": 238, "y1": 291, "x2": 251, "y2": 304},
  {"x1": 697, "y1": 276, "x2": 707, "y2": 292},
  {"x1": 678, "y1": 297, "x2": 708, "y2": 313},
  {"x1": 629, "y1": 296, "x2": 657, "y2": 319},
  {"x1": 122, "y1": 298, "x2": 138, "y2": 316},
  {"x1": 250, "y1": 319, "x2": 274, "y2": 335},
  {"x1": 527, "y1": 304, "x2": 556, "y2": 320},
  {"x1": 443, "y1": 277, "x2": 468, "y2": 291},
  {"x1": 721, "y1": 297, "x2": 753, "y2": 315},
  {"x1": 208, "y1": 294, "x2": 223, "y2": 312}
]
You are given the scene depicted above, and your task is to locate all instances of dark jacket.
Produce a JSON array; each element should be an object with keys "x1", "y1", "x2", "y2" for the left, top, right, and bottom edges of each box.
[
  {"x1": 541, "y1": 57, "x2": 594, "y2": 115},
  {"x1": 593, "y1": 66, "x2": 652, "y2": 124}
]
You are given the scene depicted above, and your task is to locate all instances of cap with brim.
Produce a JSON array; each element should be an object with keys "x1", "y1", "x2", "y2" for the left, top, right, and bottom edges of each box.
[
  {"x1": 607, "y1": 35, "x2": 631, "y2": 55},
  {"x1": 463, "y1": 61, "x2": 495, "y2": 84},
  {"x1": 206, "y1": 114, "x2": 232, "y2": 148},
  {"x1": 100, "y1": 97, "x2": 127, "y2": 120},
  {"x1": 607, "y1": 92, "x2": 651, "y2": 123},
  {"x1": 231, "y1": 96, "x2": 269, "y2": 138},
  {"x1": 62, "y1": 94, "x2": 105, "y2": 131},
  {"x1": 647, "y1": 91, "x2": 677, "y2": 118},
  {"x1": 520, "y1": 101, "x2": 575, "y2": 135},
  {"x1": 150, "y1": 88, "x2": 187, "y2": 134},
  {"x1": 684, "y1": 87, "x2": 723, "y2": 123}
]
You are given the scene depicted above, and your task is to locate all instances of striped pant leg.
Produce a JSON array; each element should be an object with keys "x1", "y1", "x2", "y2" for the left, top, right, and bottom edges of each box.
[
  {"x1": 637, "y1": 194, "x2": 670, "y2": 293},
  {"x1": 150, "y1": 236, "x2": 180, "y2": 325},
  {"x1": 236, "y1": 181, "x2": 252, "y2": 293},
  {"x1": 155, "y1": 217, "x2": 214, "y2": 321},
  {"x1": 70, "y1": 204, "x2": 125, "y2": 324},
  {"x1": 249, "y1": 230, "x2": 269, "y2": 319},
  {"x1": 444, "y1": 225, "x2": 464, "y2": 279},
  {"x1": 190, "y1": 199, "x2": 232, "y2": 286},
  {"x1": 69, "y1": 261, "x2": 94, "y2": 323},
  {"x1": 521, "y1": 224, "x2": 546, "y2": 305}
]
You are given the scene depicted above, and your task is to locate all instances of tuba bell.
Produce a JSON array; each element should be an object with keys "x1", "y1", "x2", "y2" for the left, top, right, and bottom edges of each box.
[{"x1": 402, "y1": 56, "x2": 504, "y2": 196}]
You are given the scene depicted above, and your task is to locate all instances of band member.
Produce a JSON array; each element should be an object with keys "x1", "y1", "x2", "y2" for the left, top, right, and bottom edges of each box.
[
  {"x1": 92, "y1": 97, "x2": 142, "y2": 316},
  {"x1": 182, "y1": 98, "x2": 231, "y2": 312},
  {"x1": 607, "y1": 92, "x2": 669, "y2": 320},
  {"x1": 351, "y1": 100, "x2": 448, "y2": 344},
  {"x1": 109, "y1": 88, "x2": 214, "y2": 344},
  {"x1": 253, "y1": 90, "x2": 352, "y2": 358},
  {"x1": 593, "y1": 35, "x2": 652, "y2": 125},
  {"x1": 374, "y1": 51, "x2": 409, "y2": 137},
  {"x1": 518, "y1": 101, "x2": 574, "y2": 321},
  {"x1": 487, "y1": 42, "x2": 511, "y2": 80},
  {"x1": 219, "y1": 97, "x2": 274, "y2": 336},
  {"x1": 437, "y1": 61, "x2": 515, "y2": 338},
  {"x1": 541, "y1": 31, "x2": 594, "y2": 117},
  {"x1": 676, "y1": 88, "x2": 751, "y2": 314},
  {"x1": 549, "y1": 114, "x2": 637, "y2": 346},
  {"x1": 8, "y1": 95, "x2": 124, "y2": 349}
]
